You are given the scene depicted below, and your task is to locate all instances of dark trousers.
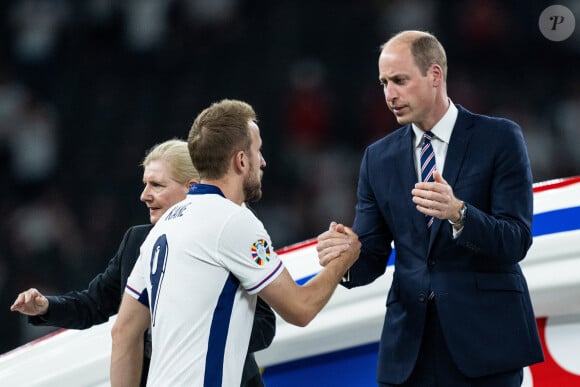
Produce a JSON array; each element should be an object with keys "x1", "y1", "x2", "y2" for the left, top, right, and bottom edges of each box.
[{"x1": 380, "y1": 301, "x2": 523, "y2": 387}]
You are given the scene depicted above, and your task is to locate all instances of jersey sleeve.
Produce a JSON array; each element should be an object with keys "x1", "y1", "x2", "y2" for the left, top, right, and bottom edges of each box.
[
  {"x1": 218, "y1": 208, "x2": 284, "y2": 295},
  {"x1": 124, "y1": 248, "x2": 150, "y2": 308}
]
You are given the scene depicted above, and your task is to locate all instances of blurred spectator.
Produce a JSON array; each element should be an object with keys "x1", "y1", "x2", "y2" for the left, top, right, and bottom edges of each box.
[
  {"x1": 120, "y1": 0, "x2": 173, "y2": 52},
  {"x1": 561, "y1": 0, "x2": 580, "y2": 54},
  {"x1": 7, "y1": 0, "x2": 71, "y2": 95},
  {"x1": 0, "y1": 67, "x2": 28, "y2": 157},
  {"x1": 180, "y1": 0, "x2": 239, "y2": 26},
  {"x1": 358, "y1": 83, "x2": 399, "y2": 145},
  {"x1": 493, "y1": 103, "x2": 559, "y2": 182},
  {"x1": 286, "y1": 59, "x2": 331, "y2": 143},
  {"x1": 7, "y1": 186, "x2": 84, "y2": 288},
  {"x1": 7, "y1": 94, "x2": 59, "y2": 189},
  {"x1": 8, "y1": 0, "x2": 70, "y2": 64},
  {"x1": 283, "y1": 58, "x2": 332, "y2": 175},
  {"x1": 553, "y1": 82, "x2": 580, "y2": 177},
  {"x1": 458, "y1": 0, "x2": 508, "y2": 50},
  {"x1": 377, "y1": 0, "x2": 437, "y2": 36}
]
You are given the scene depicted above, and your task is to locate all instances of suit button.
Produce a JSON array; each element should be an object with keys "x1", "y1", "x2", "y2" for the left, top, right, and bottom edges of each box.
[
  {"x1": 418, "y1": 293, "x2": 426, "y2": 303},
  {"x1": 428, "y1": 260, "x2": 435, "y2": 267}
]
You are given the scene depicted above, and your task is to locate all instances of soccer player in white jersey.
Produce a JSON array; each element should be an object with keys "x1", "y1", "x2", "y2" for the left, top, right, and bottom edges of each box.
[{"x1": 110, "y1": 99, "x2": 360, "y2": 387}]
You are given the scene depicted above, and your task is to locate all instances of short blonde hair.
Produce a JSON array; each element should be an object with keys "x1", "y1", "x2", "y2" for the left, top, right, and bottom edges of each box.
[{"x1": 142, "y1": 139, "x2": 199, "y2": 185}]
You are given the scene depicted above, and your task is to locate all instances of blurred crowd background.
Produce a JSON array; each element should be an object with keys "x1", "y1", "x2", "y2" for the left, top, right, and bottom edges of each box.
[{"x1": 1, "y1": 0, "x2": 579, "y2": 353}]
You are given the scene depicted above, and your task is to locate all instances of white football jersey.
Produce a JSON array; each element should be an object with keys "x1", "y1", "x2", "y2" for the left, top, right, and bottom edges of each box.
[{"x1": 126, "y1": 184, "x2": 283, "y2": 386}]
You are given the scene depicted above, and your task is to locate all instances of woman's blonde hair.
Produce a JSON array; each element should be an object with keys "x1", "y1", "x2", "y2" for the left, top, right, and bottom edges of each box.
[{"x1": 142, "y1": 139, "x2": 199, "y2": 185}]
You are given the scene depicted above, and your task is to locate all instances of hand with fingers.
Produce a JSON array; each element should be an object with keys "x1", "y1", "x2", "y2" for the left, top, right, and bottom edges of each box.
[
  {"x1": 317, "y1": 221, "x2": 360, "y2": 267},
  {"x1": 411, "y1": 170, "x2": 464, "y2": 223},
  {"x1": 10, "y1": 288, "x2": 49, "y2": 316}
]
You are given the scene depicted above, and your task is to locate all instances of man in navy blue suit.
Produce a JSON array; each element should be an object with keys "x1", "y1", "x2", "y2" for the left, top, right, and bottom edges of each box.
[{"x1": 317, "y1": 30, "x2": 543, "y2": 386}]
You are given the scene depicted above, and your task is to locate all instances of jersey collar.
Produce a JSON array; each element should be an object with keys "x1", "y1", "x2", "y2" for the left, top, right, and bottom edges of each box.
[{"x1": 188, "y1": 183, "x2": 225, "y2": 198}]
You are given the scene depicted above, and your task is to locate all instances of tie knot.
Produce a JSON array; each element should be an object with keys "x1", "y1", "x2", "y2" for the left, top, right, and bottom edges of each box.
[{"x1": 423, "y1": 131, "x2": 433, "y2": 144}]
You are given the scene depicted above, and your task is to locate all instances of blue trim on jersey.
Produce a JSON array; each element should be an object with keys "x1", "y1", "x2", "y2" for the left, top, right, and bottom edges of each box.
[
  {"x1": 149, "y1": 234, "x2": 169, "y2": 326},
  {"x1": 247, "y1": 261, "x2": 284, "y2": 292},
  {"x1": 204, "y1": 273, "x2": 240, "y2": 387},
  {"x1": 189, "y1": 183, "x2": 225, "y2": 197},
  {"x1": 138, "y1": 289, "x2": 149, "y2": 308}
]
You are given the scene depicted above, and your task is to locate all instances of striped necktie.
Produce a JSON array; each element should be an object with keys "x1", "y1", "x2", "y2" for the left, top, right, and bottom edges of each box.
[{"x1": 420, "y1": 131, "x2": 436, "y2": 228}]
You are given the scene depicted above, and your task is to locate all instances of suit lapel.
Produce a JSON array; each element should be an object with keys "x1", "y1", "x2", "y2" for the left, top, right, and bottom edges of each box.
[
  {"x1": 442, "y1": 106, "x2": 474, "y2": 188},
  {"x1": 393, "y1": 125, "x2": 429, "y2": 242},
  {"x1": 428, "y1": 105, "x2": 474, "y2": 250}
]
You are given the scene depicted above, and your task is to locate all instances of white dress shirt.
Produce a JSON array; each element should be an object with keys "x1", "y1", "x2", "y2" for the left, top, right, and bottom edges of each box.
[
  {"x1": 411, "y1": 101, "x2": 463, "y2": 237},
  {"x1": 412, "y1": 100, "x2": 458, "y2": 182}
]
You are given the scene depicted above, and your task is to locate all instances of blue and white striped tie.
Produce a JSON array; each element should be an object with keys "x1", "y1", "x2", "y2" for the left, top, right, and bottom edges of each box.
[{"x1": 420, "y1": 131, "x2": 436, "y2": 228}]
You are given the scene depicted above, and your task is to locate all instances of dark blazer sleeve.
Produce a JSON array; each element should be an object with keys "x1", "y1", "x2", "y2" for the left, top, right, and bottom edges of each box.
[
  {"x1": 29, "y1": 225, "x2": 152, "y2": 329},
  {"x1": 346, "y1": 145, "x2": 394, "y2": 289},
  {"x1": 454, "y1": 117, "x2": 533, "y2": 264},
  {"x1": 247, "y1": 297, "x2": 275, "y2": 353}
]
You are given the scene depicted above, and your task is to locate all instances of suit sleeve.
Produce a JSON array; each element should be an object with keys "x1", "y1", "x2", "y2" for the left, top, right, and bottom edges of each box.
[
  {"x1": 29, "y1": 227, "x2": 136, "y2": 329},
  {"x1": 346, "y1": 147, "x2": 393, "y2": 289},
  {"x1": 247, "y1": 296, "x2": 276, "y2": 353},
  {"x1": 456, "y1": 120, "x2": 533, "y2": 264}
]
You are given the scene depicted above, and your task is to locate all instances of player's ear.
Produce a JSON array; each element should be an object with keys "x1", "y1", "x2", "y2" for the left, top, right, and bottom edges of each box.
[{"x1": 234, "y1": 151, "x2": 246, "y2": 173}]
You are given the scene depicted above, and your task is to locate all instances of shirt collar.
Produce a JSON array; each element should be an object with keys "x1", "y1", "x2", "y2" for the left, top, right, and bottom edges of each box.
[
  {"x1": 188, "y1": 183, "x2": 225, "y2": 197},
  {"x1": 412, "y1": 100, "x2": 458, "y2": 148}
]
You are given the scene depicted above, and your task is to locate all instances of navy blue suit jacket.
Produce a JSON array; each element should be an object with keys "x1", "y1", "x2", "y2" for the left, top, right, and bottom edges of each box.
[
  {"x1": 345, "y1": 105, "x2": 543, "y2": 384},
  {"x1": 31, "y1": 224, "x2": 275, "y2": 387}
]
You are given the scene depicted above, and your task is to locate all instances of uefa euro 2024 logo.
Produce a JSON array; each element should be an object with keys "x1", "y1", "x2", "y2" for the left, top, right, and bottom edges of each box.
[{"x1": 251, "y1": 239, "x2": 271, "y2": 266}]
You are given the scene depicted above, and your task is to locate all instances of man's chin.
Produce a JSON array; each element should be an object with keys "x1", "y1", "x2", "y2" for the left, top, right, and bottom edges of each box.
[
  {"x1": 245, "y1": 190, "x2": 262, "y2": 203},
  {"x1": 395, "y1": 115, "x2": 411, "y2": 125}
]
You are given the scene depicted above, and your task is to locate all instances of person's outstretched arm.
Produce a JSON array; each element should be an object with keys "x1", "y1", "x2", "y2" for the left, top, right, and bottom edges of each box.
[
  {"x1": 259, "y1": 226, "x2": 360, "y2": 327},
  {"x1": 10, "y1": 266, "x2": 121, "y2": 328},
  {"x1": 10, "y1": 225, "x2": 150, "y2": 329}
]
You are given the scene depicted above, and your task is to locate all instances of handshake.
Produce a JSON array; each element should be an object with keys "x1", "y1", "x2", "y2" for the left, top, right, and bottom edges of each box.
[{"x1": 316, "y1": 222, "x2": 360, "y2": 269}]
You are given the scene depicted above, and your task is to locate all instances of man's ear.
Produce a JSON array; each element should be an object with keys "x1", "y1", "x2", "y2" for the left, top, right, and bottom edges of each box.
[
  {"x1": 234, "y1": 151, "x2": 246, "y2": 173},
  {"x1": 430, "y1": 64, "x2": 444, "y2": 88}
]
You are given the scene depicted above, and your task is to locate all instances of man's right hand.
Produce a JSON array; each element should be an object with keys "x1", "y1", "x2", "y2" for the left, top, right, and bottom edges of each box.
[
  {"x1": 317, "y1": 221, "x2": 358, "y2": 266},
  {"x1": 10, "y1": 288, "x2": 49, "y2": 316}
]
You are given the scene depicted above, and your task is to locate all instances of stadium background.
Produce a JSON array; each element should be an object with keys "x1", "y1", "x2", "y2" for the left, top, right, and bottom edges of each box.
[{"x1": 0, "y1": 0, "x2": 578, "y2": 354}]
